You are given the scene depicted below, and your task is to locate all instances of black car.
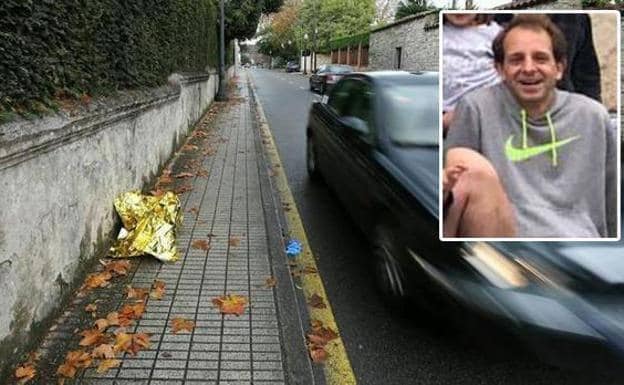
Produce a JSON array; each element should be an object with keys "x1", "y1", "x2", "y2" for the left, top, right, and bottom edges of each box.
[
  {"x1": 285, "y1": 61, "x2": 300, "y2": 73},
  {"x1": 309, "y1": 64, "x2": 353, "y2": 94},
  {"x1": 305, "y1": 71, "x2": 624, "y2": 368}
]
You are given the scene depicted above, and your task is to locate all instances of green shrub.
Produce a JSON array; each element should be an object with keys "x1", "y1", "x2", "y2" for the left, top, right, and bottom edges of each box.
[{"x1": 0, "y1": 0, "x2": 219, "y2": 115}]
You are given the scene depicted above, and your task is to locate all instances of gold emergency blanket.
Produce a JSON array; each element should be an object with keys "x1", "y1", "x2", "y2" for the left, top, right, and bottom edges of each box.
[{"x1": 109, "y1": 190, "x2": 182, "y2": 262}]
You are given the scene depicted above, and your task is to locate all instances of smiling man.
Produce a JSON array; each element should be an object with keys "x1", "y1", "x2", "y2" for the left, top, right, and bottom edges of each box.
[{"x1": 443, "y1": 14, "x2": 617, "y2": 238}]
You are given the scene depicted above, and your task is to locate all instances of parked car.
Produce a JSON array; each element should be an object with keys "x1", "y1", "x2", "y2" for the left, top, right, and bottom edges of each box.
[
  {"x1": 309, "y1": 64, "x2": 353, "y2": 94},
  {"x1": 285, "y1": 61, "x2": 300, "y2": 73},
  {"x1": 305, "y1": 71, "x2": 624, "y2": 369}
]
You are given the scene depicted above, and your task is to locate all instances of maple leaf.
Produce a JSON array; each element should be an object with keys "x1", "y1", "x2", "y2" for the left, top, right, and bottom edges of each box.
[
  {"x1": 113, "y1": 333, "x2": 133, "y2": 353},
  {"x1": 85, "y1": 303, "x2": 97, "y2": 313},
  {"x1": 308, "y1": 294, "x2": 326, "y2": 309},
  {"x1": 174, "y1": 172, "x2": 195, "y2": 179},
  {"x1": 309, "y1": 345, "x2": 328, "y2": 363},
  {"x1": 212, "y1": 294, "x2": 248, "y2": 316},
  {"x1": 228, "y1": 236, "x2": 240, "y2": 247},
  {"x1": 96, "y1": 359, "x2": 120, "y2": 374},
  {"x1": 132, "y1": 333, "x2": 151, "y2": 352},
  {"x1": 57, "y1": 350, "x2": 92, "y2": 378},
  {"x1": 101, "y1": 259, "x2": 131, "y2": 276},
  {"x1": 191, "y1": 239, "x2": 210, "y2": 251},
  {"x1": 171, "y1": 318, "x2": 195, "y2": 334},
  {"x1": 79, "y1": 329, "x2": 108, "y2": 347},
  {"x1": 118, "y1": 302, "x2": 145, "y2": 326},
  {"x1": 91, "y1": 344, "x2": 115, "y2": 359},
  {"x1": 15, "y1": 364, "x2": 36, "y2": 383},
  {"x1": 81, "y1": 272, "x2": 112, "y2": 290},
  {"x1": 150, "y1": 280, "x2": 166, "y2": 300},
  {"x1": 265, "y1": 277, "x2": 277, "y2": 288},
  {"x1": 126, "y1": 286, "x2": 149, "y2": 300}
]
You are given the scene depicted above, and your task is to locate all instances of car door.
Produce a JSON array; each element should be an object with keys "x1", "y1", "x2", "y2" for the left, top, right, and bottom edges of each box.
[
  {"x1": 333, "y1": 78, "x2": 380, "y2": 229},
  {"x1": 311, "y1": 78, "x2": 357, "y2": 188}
]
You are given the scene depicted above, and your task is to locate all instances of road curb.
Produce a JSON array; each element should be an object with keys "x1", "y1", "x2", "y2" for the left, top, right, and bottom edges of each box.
[{"x1": 247, "y1": 72, "x2": 357, "y2": 385}]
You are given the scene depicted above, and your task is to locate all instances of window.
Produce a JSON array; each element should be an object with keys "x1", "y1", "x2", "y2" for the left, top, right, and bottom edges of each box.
[
  {"x1": 395, "y1": 47, "x2": 402, "y2": 70},
  {"x1": 327, "y1": 79, "x2": 356, "y2": 116}
]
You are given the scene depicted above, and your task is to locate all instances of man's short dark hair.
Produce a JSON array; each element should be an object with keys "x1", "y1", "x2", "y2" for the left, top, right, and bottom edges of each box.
[{"x1": 492, "y1": 14, "x2": 568, "y2": 65}]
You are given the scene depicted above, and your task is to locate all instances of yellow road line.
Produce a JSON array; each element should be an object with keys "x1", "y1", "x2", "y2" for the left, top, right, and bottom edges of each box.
[{"x1": 248, "y1": 77, "x2": 357, "y2": 385}]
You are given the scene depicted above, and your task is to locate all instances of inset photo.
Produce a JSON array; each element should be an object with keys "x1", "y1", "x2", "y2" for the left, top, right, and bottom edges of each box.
[{"x1": 439, "y1": 10, "x2": 620, "y2": 240}]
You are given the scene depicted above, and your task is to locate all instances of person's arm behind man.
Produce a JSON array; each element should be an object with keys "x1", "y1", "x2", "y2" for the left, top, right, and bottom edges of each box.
[{"x1": 568, "y1": 14, "x2": 602, "y2": 102}]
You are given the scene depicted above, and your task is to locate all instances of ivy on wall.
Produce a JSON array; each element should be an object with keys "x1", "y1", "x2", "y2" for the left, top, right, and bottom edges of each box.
[{"x1": 0, "y1": 0, "x2": 219, "y2": 116}]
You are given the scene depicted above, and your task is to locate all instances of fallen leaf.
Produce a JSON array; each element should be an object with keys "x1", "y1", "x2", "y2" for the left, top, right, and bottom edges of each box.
[
  {"x1": 81, "y1": 272, "x2": 112, "y2": 290},
  {"x1": 126, "y1": 286, "x2": 149, "y2": 300},
  {"x1": 187, "y1": 207, "x2": 199, "y2": 215},
  {"x1": 85, "y1": 303, "x2": 97, "y2": 313},
  {"x1": 171, "y1": 318, "x2": 195, "y2": 334},
  {"x1": 118, "y1": 302, "x2": 145, "y2": 326},
  {"x1": 79, "y1": 329, "x2": 108, "y2": 347},
  {"x1": 308, "y1": 294, "x2": 326, "y2": 309},
  {"x1": 157, "y1": 174, "x2": 173, "y2": 186},
  {"x1": 96, "y1": 359, "x2": 120, "y2": 374},
  {"x1": 174, "y1": 185, "x2": 193, "y2": 194},
  {"x1": 95, "y1": 311, "x2": 120, "y2": 331},
  {"x1": 192, "y1": 239, "x2": 210, "y2": 251},
  {"x1": 150, "y1": 280, "x2": 166, "y2": 300},
  {"x1": 57, "y1": 350, "x2": 92, "y2": 378},
  {"x1": 196, "y1": 169, "x2": 209, "y2": 177},
  {"x1": 228, "y1": 236, "x2": 240, "y2": 247},
  {"x1": 174, "y1": 172, "x2": 195, "y2": 179},
  {"x1": 182, "y1": 144, "x2": 199, "y2": 152},
  {"x1": 303, "y1": 266, "x2": 318, "y2": 274},
  {"x1": 101, "y1": 260, "x2": 131, "y2": 276},
  {"x1": 91, "y1": 344, "x2": 115, "y2": 359},
  {"x1": 265, "y1": 277, "x2": 277, "y2": 288},
  {"x1": 309, "y1": 345, "x2": 328, "y2": 363},
  {"x1": 212, "y1": 294, "x2": 248, "y2": 316},
  {"x1": 131, "y1": 333, "x2": 151, "y2": 354},
  {"x1": 150, "y1": 188, "x2": 166, "y2": 197},
  {"x1": 15, "y1": 364, "x2": 36, "y2": 383}
]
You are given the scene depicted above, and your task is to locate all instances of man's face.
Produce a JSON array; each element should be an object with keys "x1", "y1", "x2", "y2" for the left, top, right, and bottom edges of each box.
[{"x1": 496, "y1": 27, "x2": 564, "y2": 111}]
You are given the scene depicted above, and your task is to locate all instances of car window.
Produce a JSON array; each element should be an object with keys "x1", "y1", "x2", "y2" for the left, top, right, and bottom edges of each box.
[
  {"x1": 383, "y1": 82, "x2": 438, "y2": 146},
  {"x1": 318, "y1": 65, "x2": 327, "y2": 73},
  {"x1": 343, "y1": 81, "x2": 374, "y2": 134},
  {"x1": 327, "y1": 79, "x2": 356, "y2": 117},
  {"x1": 330, "y1": 65, "x2": 353, "y2": 73}
]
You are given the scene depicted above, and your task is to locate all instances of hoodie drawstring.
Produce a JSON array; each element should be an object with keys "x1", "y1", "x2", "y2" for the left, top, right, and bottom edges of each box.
[{"x1": 520, "y1": 109, "x2": 558, "y2": 167}]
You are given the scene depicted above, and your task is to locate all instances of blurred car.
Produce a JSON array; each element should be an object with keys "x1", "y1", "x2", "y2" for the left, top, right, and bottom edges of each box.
[
  {"x1": 285, "y1": 61, "x2": 300, "y2": 73},
  {"x1": 309, "y1": 64, "x2": 353, "y2": 94},
  {"x1": 305, "y1": 70, "x2": 624, "y2": 369}
]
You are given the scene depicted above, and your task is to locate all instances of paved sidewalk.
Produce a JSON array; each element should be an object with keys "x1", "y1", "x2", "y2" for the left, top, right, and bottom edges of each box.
[{"x1": 15, "y1": 72, "x2": 314, "y2": 385}]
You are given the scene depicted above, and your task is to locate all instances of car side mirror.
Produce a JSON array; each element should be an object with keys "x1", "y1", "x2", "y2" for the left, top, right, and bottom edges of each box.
[{"x1": 341, "y1": 116, "x2": 368, "y2": 136}]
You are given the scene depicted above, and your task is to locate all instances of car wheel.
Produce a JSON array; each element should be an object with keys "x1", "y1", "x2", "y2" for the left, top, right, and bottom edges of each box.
[
  {"x1": 306, "y1": 135, "x2": 322, "y2": 181},
  {"x1": 372, "y1": 224, "x2": 409, "y2": 312}
]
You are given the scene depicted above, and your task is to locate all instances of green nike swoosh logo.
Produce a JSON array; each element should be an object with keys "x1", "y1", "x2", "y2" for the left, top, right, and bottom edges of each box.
[{"x1": 504, "y1": 135, "x2": 580, "y2": 162}]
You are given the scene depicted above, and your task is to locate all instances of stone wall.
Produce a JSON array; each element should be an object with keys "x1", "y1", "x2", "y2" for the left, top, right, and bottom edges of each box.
[
  {"x1": 0, "y1": 69, "x2": 231, "y2": 377},
  {"x1": 369, "y1": 11, "x2": 439, "y2": 72}
]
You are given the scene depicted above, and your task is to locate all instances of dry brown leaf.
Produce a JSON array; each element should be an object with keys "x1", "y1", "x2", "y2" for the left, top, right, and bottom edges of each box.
[
  {"x1": 192, "y1": 239, "x2": 210, "y2": 251},
  {"x1": 157, "y1": 174, "x2": 173, "y2": 186},
  {"x1": 308, "y1": 294, "x2": 326, "y2": 309},
  {"x1": 57, "y1": 350, "x2": 92, "y2": 378},
  {"x1": 171, "y1": 318, "x2": 195, "y2": 334},
  {"x1": 309, "y1": 345, "x2": 328, "y2": 363},
  {"x1": 265, "y1": 277, "x2": 277, "y2": 288},
  {"x1": 212, "y1": 294, "x2": 248, "y2": 316},
  {"x1": 15, "y1": 364, "x2": 36, "y2": 383},
  {"x1": 118, "y1": 302, "x2": 145, "y2": 326},
  {"x1": 196, "y1": 169, "x2": 209, "y2": 177},
  {"x1": 113, "y1": 332, "x2": 132, "y2": 353},
  {"x1": 95, "y1": 311, "x2": 120, "y2": 331},
  {"x1": 101, "y1": 260, "x2": 131, "y2": 276},
  {"x1": 303, "y1": 266, "x2": 318, "y2": 274},
  {"x1": 81, "y1": 272, "x2": 112, "y2": 290},
  {"x1": 182, "y1": 144, "x2": 199, "y2": 152},
  {"x1": 84, "y1": 303, "x2": 97, "y2": 313},
  {"x1": 91, "y1": 344, "x2": 115, "y2": 359},
  {"x1": 96, "y1": 359, "x2": 120, "y2": 374},
  {"x1": 150, "y1": 188, "x2": 166, "y2": 197},
  {"x1": 174, "y1": 172, "x2": 195, "y2": 179},
  {"x1": 79, "y1": 329, "x2": 108, "y2": 347},
  {"x1": 174, "y1": 185, "x2": 193, "y2": 194},
  {"x1": 126, "y1": 286, "x2": 149, "y2": 300},
  {"x1": 150, "y1": 280, "x2": 166, "y2": 300},
  {"x1": 228, "y1": 236, "x2": 240, "y2": 247}
]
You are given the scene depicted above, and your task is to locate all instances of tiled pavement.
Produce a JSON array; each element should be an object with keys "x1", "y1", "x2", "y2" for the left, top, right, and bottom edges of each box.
[{"x1": 21, "y1": 72, "x2": 314, "y2": 385}]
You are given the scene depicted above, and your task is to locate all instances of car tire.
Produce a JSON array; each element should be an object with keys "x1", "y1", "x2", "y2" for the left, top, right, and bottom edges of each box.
[
  {"x1": 306, "y1": 135, "x2": 322, "y2": 181},
  {"x1": 372, "y1": 224, "x2": 410, "y2": 313}
]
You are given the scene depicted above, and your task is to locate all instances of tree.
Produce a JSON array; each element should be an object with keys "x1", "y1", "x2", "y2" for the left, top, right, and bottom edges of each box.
[
  {"x1": 256, "y1": 1, "x2": 302, "y2": 59},
  {"x1": 299, "y1": 0, "x2": 375, "y2": 49},
  {"x1": 225, "y1": 0, "x2": 285, "y2": 42},
  {"x1": 374, "y1": 0, "x2": 399, "y2": 25},
  {"x1": 394, "y1": 0, "x2": 434, "y2": 20}
]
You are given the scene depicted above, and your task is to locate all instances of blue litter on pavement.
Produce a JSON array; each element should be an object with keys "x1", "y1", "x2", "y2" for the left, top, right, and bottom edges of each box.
[{"x1": 285, "y1": 239, "x2": 302, "y2": 258}]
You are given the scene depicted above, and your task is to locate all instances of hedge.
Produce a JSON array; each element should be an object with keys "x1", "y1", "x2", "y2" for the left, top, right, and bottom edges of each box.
[
  {"x1": 0, "y1": 0, "x2": 219, "y2": 114},
  {"x1": 325, "y1": 32, "x2": 370, "y2": 52}
]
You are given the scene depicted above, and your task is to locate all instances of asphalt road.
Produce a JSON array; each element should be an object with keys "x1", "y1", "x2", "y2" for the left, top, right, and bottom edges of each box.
[{"x1": 248, "y1": 68, "x2": 620, "y2": 385}]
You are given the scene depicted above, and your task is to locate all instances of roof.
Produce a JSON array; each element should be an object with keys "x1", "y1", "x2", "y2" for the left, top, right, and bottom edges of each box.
[
  {"x1": 370, "y1": 9, "x2": 439, "y2": 33},
  {"x1": 344, "y1": 70, "x2": 438, "y2": 85}
]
